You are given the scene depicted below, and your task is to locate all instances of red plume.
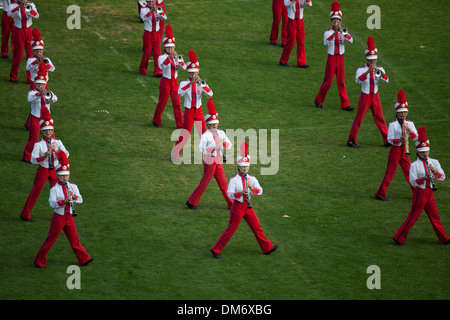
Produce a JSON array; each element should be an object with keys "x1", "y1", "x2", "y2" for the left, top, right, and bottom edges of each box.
[
  {"x1": 207, "y1": 97, "x2": 216, "y2": 114},
  {"x1": 165, "y1": 24, "x2": 173, "y2": 38},
  {"x1": 37, "y1": 61, "x2": 47, "y2": 77},
  {"x1": 32, "y1": 28, "x2": 42, "y2": 41},
  {"x1": 40, "y1": 105, "x2": 52, "y2": 122},
  {"x1": 56, "y1": 150, "x2": 69, "y2": 166},
  {"x1": 240, "y1": 141, "x2": 249, "y2": 157},
  {"x1": 417, "y1": 126, "x2": 428, "y2": 143},
  {"x1": 331, "y1": 1, "x2": 340, "y2": 11},
  {"x1": 397, "y1": 89, "x2": 407, "y2": 104},
  {"x1": 187, "y1": 50, "x2": 197, "y2": 63},
  {"x1": 367, "y1": 36, "x2": 375, "y2": 50}
]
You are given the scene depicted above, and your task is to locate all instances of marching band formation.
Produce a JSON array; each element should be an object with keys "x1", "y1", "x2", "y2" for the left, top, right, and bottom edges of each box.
[{"x1": 1, "y1": 0, "x2": 448, "y2": 267}]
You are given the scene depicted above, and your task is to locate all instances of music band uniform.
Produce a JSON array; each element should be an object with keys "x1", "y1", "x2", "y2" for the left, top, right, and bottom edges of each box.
[
  {"x1": 8, "y1": 0, "x2": 38, "y2": 83},
  {"x1": 393, "y1": 127, "x2": 449, "y2": 245},
  {"x1": 210, "y1": 142, "x2": 278, "y2": 259},
  {"x1": 314, "y1": 1, "x2": 352, "y2": 110},
  {"x1": 139, "y1": 0, "x2": 166, "y2": 77},
  {"x1": 279, "y1": 0, "x2": 312, "y2": 68},
  {"x1": 152, "y1": 24, "x2": 186, "y2": 128},
  {"x1": 20, "y1": 107, "x2": 68, "y2": 222},
  {"x1": 1, "y1": 0, "x2": 15, "y2": 58},
  {"x1": 186, "y1": 98, "x2": 233, "y2": 210},
  {"x1": 375, "y1": 90, "x2": 417, "y2": 201},
  {"x1": 270, "y1": 0, "x2": 288, "y2": 46},
  {"x1": 172, "y1": 50, "x2": 213, "y2": 161},
  {"x1": 347, "y1": 36, "x2": 389, "y2": 148},
  {"x1": 33, "y1": 151, "x2": 93, "y2": 268}
]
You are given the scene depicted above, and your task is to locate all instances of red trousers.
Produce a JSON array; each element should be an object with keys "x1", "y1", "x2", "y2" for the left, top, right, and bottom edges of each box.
[
  {"x1": 315, "y1": 54, "x2": 350, "y2": 108},
  {"x1": 10, "y1": 26, "x2": 32, "y2": 82},
  {"x1": 139, "y1": 29, "x2": 162, "y2": 76},
  {"x1": 280, "y1": 18, "x2": 306, "y2": 66},
  {"x1": 153, "y1": 77, "x2": 183, "y2": 127},
  {"x1": 347, "y1": 92, "x2": 388, "y2": 145},
  {"x1": 375, "y1": 145, "x2": 413, "y2": 199},
  {"x1": 34, "y1": 212, "x2": 91, "y2": 267},
  {"x1": 211, "y1": 200, "x2": 275, "y2": 255},
  {"x1": 23, "y1": 115, "x2": 40, "y2": 162},
  {"x1": 173, "y1": 108, "x2": 206, "y2": 158},
  {"x1": 393, "y1": 187, "x2": 449, "y2": 244},
  {"x1": 20, "y1": 166, "x2": 58, "y2": 220},
  {"x1": 187, "y1": 161, "x2": 233, "y2": 208},
  {"x1": 1, "y1": 11, "x2": 14, "y2": 57},
  {"x1": 270, "y1": 0, "x2": 288, "y2": 45}
]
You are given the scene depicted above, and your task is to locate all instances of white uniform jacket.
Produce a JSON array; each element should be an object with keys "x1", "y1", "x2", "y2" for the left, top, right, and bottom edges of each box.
[
  {"x1": 387, "y1": 119, "x2": 418, "y2": 146},
  {"x1": 1, "y1": 0, "x2": 13, "y2": 13},
  {"x1": 228, "y1": 173, "x2": 263, "y2": 203},
  {"x1": 199, "y1": 129, "x2": 231, "y2": 163},
  {"x1": 284, "y1": 0, "x2": 311, "y2": 20},
  {"x1": 324, "y1": 28, "x2": 353, "y2": 55},
  {"x1": 178, "y1": 80, "x2": 213, "y2": 109},
  {"x1": 28, "y1": 89, "x2": 57, "y2": 118},
  {"x1": 158, "y1": 52, "x2": 186, "y2": 80},
  {"x1": 31, "y1": 137, "x2": 69, "y2": 169},
  {"x1": 26, "y1": 56, "x2": 55, "y2": 83},
  {"x1": 8, "y1": 1, "x2": 38, "y2": 28},
  {"x1": 49, "y1": 181, "x2": 82, "y2": 216},
  {"x1": 355, "y1": 64, "x2": 388, "y2": 94},
  {"x1": 140, "y1": 4, "x2": 166, "y2": 32},
  {"x1": 409, "y1": 157, "x2": 445, "y2": 189}
]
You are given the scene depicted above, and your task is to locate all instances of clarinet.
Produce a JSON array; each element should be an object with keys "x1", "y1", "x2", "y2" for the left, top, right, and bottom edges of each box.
[
  {"x1": 65, "y1": 182, "x2": 77, "y2": 217},
  {"x1": 425, "y1": 159, "x2": 437, "y2": 191},
  {"x1": 47, "y1": 138, "x2": 53, "y2": 170},
  {"x1": 243, "y1": 171, "x2": 252, "y2": 209}
]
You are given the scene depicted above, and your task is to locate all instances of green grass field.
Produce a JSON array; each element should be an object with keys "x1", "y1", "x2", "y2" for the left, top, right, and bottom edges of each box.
[{"x1": 0, "y1": 0, "x2": 449, "y2": 303}]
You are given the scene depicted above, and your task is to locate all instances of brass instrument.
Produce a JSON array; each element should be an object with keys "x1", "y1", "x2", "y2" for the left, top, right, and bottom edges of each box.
[
  {"x1": 25, "y1": 3, "x2": 32, "y2": 12},
  {"x1": 176, "y1": 54, "x2": 184, "y2": 62},
  {"x1": 375, "y1": 68, "x2": 382, "y2": 77},
  {"x1": 155, "y1": 5, "x2": 164, "y2": 14},
  {"x1": 340, "y1": 27, "x2": 349, "y2": 36},
  {"x1": 402, "y1": 121, "x2": 410, "y2": 155}
]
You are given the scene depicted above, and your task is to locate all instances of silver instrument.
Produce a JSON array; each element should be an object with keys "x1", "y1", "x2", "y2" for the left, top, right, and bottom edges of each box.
[
  {"x1": 65, "y1": 182, "x2": 77, "y2": 217},
  {"x1": 25, "y1": 3, "x2": 32, "y2": 12},
  {"x1": 243, "y1": 171, "x2": 252, "y2": 209},
  {"x1": 197, "y1": 78, "x2": 207, "y2": 87},
  {"x1": 341, "y1": 27, "x2": 349, "y2": 35},
  {"x1": 155, "y1": 5, "x2": 164, "y2": 14},
  {"x1": 176, "y1": 54, "x2": 184, "y2": 62},
  {"x1": 44, "y1": 91, "x2": 53, "y2": 99},
  {"x1": 425, "y1": 159, "x2": 438, "y2": 191},
  {"x1": 375, "y1": 68, "x2": 382, "y2": 77}
]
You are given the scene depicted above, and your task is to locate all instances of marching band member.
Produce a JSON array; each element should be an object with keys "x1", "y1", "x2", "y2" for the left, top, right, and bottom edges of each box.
[
  {"x1": 347, "y1": 36, "x2": 389, "y2": 148},
  {"x1": 8, "y1": 0, "x2": 38, "y2": 83},
  {"x1": 152, "y1": 24, "x2": 186, "y2": 129},
  {"x1": 375, "y1": 90, "x2": 417, "y2": 201},
  {"x1": 1, "y1": 0, "x2": 15, "y2": 59},
  {"x1": 23, "y1": 62, "x2": 57, "y2": 163},
  {"x1": 186, "y1": 97, "x2": 233, "y2": 210},
  {"x1": 139, "y1": 0, "x2": 166, "y2": 77},
  {"x1": 172, "y1": 50, "x2": 213, "y2": 163},
  {"x1": 270, "y1": 0, "x2": 288, "y2": 47},
  {"x1": 20, "y1": 107, "x2": 69, "y2": 222},
  {"x1": 33, "y1": 151, "x2": 94, "y2": 268},
  {"x1": 393, "y1": 127, "x2": 449, "y2": 245},
  {"x1": 314, "y1": 1, "x2": 353, "y2": 110},
  {"x1": 26, "y1": 28, "x2": 55, "y2": 89},
  {"x1": 210, "y1": 142, "x2": 278, "y2": 259},
  {"x1": 279, "y1": 0, "x2": 312, "y2": 68},
  {"x1": 24, "y1": 28, "x2": 55, "y2": 130}
]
